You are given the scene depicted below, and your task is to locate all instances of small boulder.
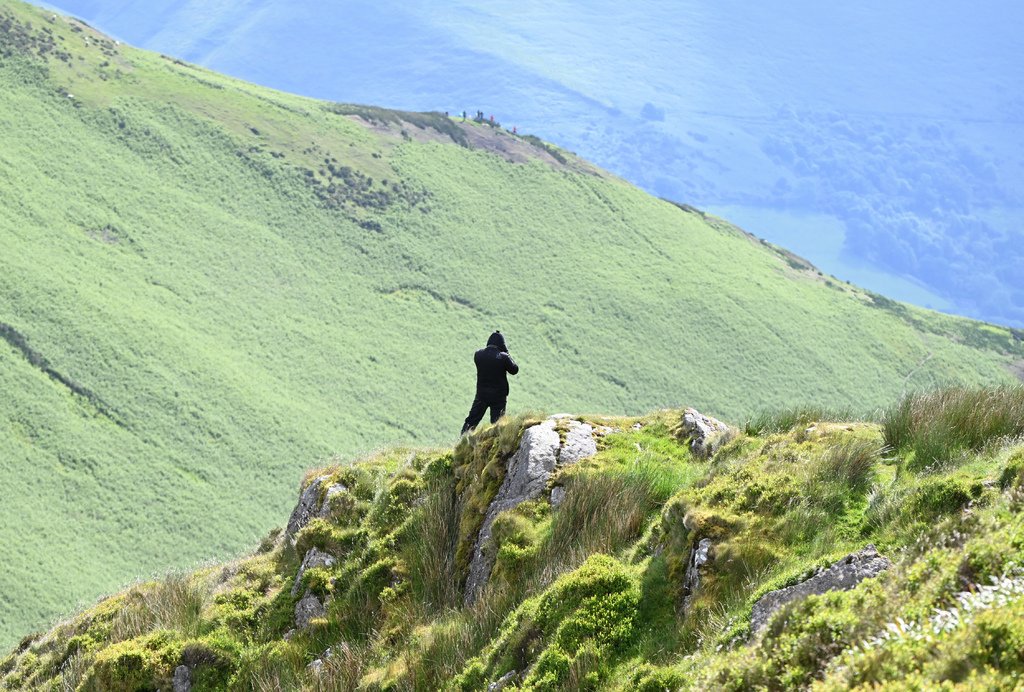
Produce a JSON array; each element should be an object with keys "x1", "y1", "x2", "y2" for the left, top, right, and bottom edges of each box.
[
  {"x1": 465, "y1": 420, "x2": 560, "y2": 603},
  {"x1": 750, "y1": 545, "x2": 891, "y2": 635},
  {"x1": 172, "y1": 665, "x2": 192, "y2": 692},
  {"x1": 295, "y1": 591, "x2": 326, "y2": 629},
  {"x1": 679, "y1": 408, "x2": 731, "y2": 458},
  {"x1": 465, "y1": 416, "x2": 607, "y2": 604}
]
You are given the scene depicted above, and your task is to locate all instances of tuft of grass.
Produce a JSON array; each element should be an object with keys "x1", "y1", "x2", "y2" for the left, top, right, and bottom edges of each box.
[
  {"x1": 819, "y1": 437, "x2": 886, "y2": 492},
  {"x1": 744, "y1": 406, "x2": 856, "y2": 436},
  {"x1": 110, "y1": 574, "x2": 210, "y2": 642},
  {"x1": 883, "y1": 386, "x2": 1024, "y2": 470}
]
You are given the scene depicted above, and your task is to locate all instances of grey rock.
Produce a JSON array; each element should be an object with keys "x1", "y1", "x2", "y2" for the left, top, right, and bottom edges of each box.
[
  {"x1": 681, "y1": 408, "x2": 731, "y2": 457},
  {"x1": 464, "y1": 420, "x2": 560, "y2": 604},
  {"x1": 559, "y1": 420, "x2": 598, "y2": 465},
  {"x1": 464, "y1": 416, "x2": 605, "y2": 604},
  {"x1": 286, "y1": 475, "x2": 330, "y2": 544},
  {"x1": 682, "y1": 538, "x2": 712, "y2": 612},
  {"x1": 172, "y1": 665, "x2": 192, "y2": 692},
  {"x1": 292, "y1": 547, "x2": 337, "y2": 596},
  {"x1": 750, "y1": 545, "x2": 891, "y2": 635},
  {"x1": 488, "y1": 670, "x2": 518, "y2": 691},
  {"x1": 295, "y1": 590, "x2": 326, "y2": 629},
  {"x1": 550, "y1": 486, "x2": 567, "y2": 507},
  {"x1": 317, "y1": 483, "x2": 348, "y2": 518},
  {"x1": 308, "y1": 658, "x2": 324, "y2": 675}
]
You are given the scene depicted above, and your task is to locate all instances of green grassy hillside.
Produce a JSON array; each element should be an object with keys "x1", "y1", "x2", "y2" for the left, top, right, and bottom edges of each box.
[
  {"x1": 5, "y1": 386, "x2": 1024, "y2": 690},
  {"x1": 0, "y1": 0, "x2": 1022, "y2": 648}
]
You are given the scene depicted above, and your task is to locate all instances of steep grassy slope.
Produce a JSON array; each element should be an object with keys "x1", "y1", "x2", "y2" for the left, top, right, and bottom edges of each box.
[
  {"x1": 5, "y1": 386, "x2": 1024, "y2": 690},
  {"x1": 1, "y1": 0, "x2": 1022, "y2": 648},
  {"x1": 43, "y1": 0, "x2": 1024, "y2": 326}
]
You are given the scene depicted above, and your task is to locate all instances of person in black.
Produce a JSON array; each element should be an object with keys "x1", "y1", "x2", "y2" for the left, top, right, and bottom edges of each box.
[{"x1": 461, "y1": 331, "x2": 519, "y2": 435}]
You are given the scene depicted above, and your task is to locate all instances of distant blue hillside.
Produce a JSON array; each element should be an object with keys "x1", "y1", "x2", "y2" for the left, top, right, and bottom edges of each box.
[{"x1": 42, "y1": 0, "x2": 1024, "y2": 325}]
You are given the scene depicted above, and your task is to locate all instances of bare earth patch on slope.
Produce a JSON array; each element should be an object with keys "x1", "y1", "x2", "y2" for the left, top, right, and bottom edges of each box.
[{"x1": 330, "y1": 103, "x2": 593, "y2": 172}]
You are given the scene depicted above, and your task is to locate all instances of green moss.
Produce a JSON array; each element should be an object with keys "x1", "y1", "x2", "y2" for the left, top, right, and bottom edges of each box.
[
  {"x1": 452, "y1": 416, "x2": 535, "y2": 578},
  {"x1": 300, "y1": 566, "x2": 334, "y2": 599},
  {"x1": 908, "y1": 474, "x2": 984, "y2": 519},
  {"x1": 370, "y1": 477, "x2": 423, "y2": 532},
  {"x1": 998, "y1": 447, "x2": 1024, "y2": 490},
  {"x1": 451, "y1": 657, "x2": 487, "y2": 691},
  {"x1": 628, "y1": 662, "x2": 688, "y2": 692},
  {"x1": 486, "y1": 555, "x2": 642, "y2": 687},
  {"x1": 294, "y1": 518, "x2": 367, "y2": 558}
]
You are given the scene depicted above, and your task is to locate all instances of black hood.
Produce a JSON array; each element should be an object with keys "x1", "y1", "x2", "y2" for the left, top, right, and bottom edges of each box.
[{"x1": 486, "y1": 331, "x2": 506, "y2": 350}]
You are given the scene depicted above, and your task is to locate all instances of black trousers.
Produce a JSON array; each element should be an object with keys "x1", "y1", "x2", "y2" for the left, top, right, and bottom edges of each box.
[{"x1": 461, "y1": 395, "x2": 507, "y2": 435}]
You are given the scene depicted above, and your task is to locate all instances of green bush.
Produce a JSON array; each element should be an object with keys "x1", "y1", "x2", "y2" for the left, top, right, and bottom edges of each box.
[
  {"x1": 80, "y1": 630, "x2": 182, "y2": 691},
  {"x1": 908, "y1": 474, "x2": 984, "y2": 519},
  {"x1": 294, "y1": 518, "x2": 367, "y2": 558}
]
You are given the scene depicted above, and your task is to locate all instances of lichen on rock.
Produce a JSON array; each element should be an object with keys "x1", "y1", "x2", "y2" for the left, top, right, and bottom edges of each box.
[{"x1": 750, "y1": 545, "x2": 892, "y2": 635}]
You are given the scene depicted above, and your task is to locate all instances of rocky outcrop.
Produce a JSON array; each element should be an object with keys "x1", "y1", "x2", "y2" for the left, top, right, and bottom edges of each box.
[
  {"x1": 464, "y1": 418, "x2": 604, "y2": 604},
  {"x1": 295, "y1": 591, "x2": 326, "y2": 630},
  {"x1": 285, "y1": 475, "x2": 330, "y2": 543},
  {"x1": 679, "y1": 408, "x2": 731, "y2": 458},
  {"x1": 560, "y1": 420, "x2": 599, "y2": 464},
  {"x1": 750, "y1": 545, "x2": 891, "y2": 634},
  {"x1": 682, "y1": 538, "x2": 712, "y2": 612},
  {"x1": 172, "y1": 665, "x2": 191, "y2": 692},
  {"x1": 318, "y1": 483, "x2": 348, "y2": 518},
  {"x1": 292, "y1": 547, "x2": 337, "y2": 596}
]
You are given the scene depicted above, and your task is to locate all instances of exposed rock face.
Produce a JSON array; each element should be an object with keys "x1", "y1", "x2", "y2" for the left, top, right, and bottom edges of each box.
[
  {"x1": 318, "y1": 483, "x2": 348, "y2": 518},
  {"x1": 292, "y1": 547, "x2": 337, "y2": 596},
  {"x1": 750, "y1": 545, "x2": 891, "y2": 635},
  {"x1": 286, "y1": 475, "x2": 330, "y2": 543},
  {"x1": 682, "y1": 538, "x2": 712, "y2": 612},
  {"x1": 295, "y1": 591, "x2": 326, "y2": 629},
  {"x1": 560, "y1": 420, "x2": 598, "y2": 464},
  {"x1": 464, "y1": 418, "x2": 603, "y2": 604},
  {"x1": 680, "y1": 408, "x2": 731, "y2": 458},
  {"x1": 464, "y1": 420, "x2": 560, "y2": 604},
  {"x1": 172, "y1": 665, "x2": 192, "y2": 692}
]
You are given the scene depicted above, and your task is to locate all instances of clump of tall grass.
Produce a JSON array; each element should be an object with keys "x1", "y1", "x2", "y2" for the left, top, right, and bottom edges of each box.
[
  {"x1": 819, "y1": 438, "x2": 886, "y2": 492},
  {"x1": 744, "y1": 406, "x2": 854, "y2": 436},
  {"x1": 402, "y1": 474, "x2": 462, "y2": 615},
  {"x1": 110, "y1": 573, "x2": 211, "y2": 641},
  {"x1": 537, "y1": 460, "x2": 679, "y2": 588},
  {"x1": 883, "y1": 386, "x2": 1024, "y2": 470}
]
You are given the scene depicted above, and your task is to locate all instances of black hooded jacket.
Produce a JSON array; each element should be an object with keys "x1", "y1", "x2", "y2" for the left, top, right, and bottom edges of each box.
[{"x1": 474, "y1": 332, "x2": 519, "y2": 398}]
